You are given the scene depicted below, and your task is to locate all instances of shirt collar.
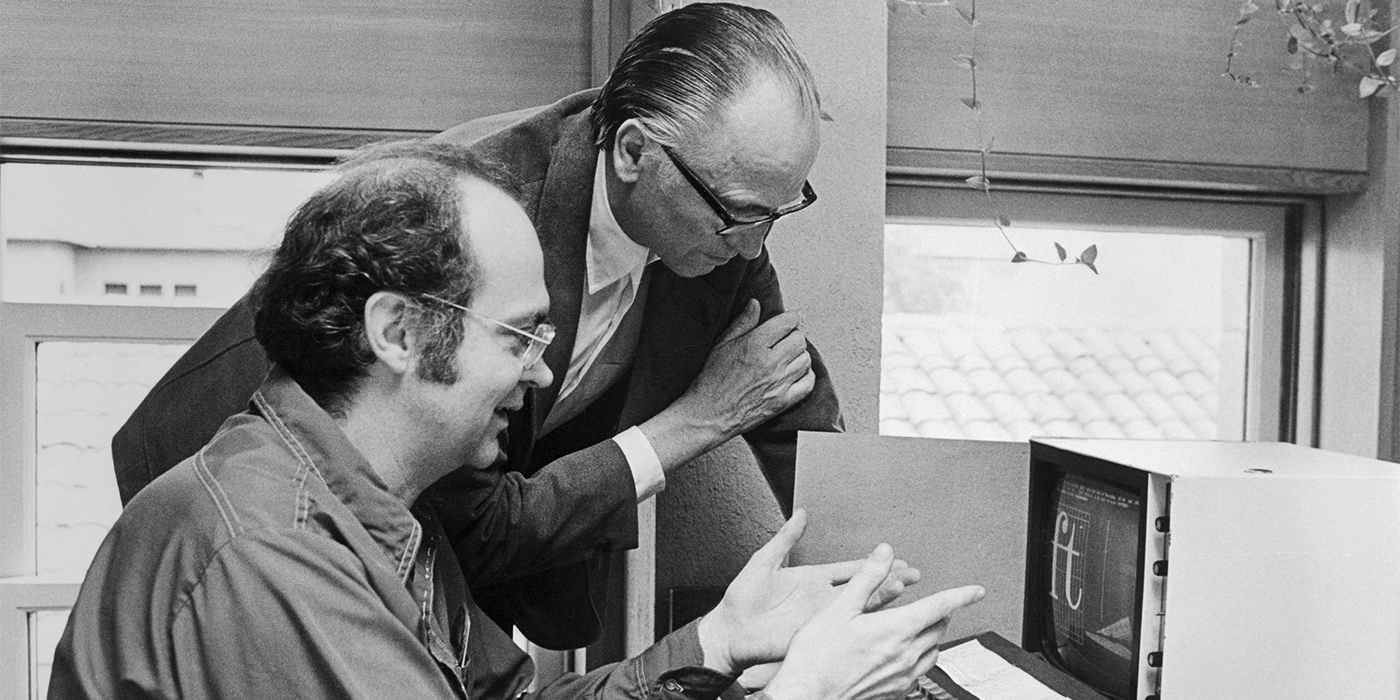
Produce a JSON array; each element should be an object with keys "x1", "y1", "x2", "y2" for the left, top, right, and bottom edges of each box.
[
  {"x1": 588, "y1": 150, "x2": 654, "y2": 295},
  {"x1": 253, "y1": 368, "x2": 423, "y2": 580}
]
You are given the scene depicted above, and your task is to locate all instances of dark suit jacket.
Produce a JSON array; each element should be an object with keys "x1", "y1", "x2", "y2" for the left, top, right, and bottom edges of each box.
[{"x1": 110, "y1": 89, "x2": 843, "y2": 649}]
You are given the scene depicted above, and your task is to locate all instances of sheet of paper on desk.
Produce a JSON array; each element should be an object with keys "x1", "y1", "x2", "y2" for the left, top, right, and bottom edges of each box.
[{"x1": 936, "y1": 640, "x2": 1071, "y2": 700}]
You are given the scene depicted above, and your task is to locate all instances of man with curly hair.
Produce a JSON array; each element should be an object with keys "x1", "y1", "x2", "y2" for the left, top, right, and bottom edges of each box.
[
  {"x1": 113, "y1": 3, "x2": 844, "y2": 651},
  {"x1": 51, "y1": 141, "x2": 983, "y2": 700}
]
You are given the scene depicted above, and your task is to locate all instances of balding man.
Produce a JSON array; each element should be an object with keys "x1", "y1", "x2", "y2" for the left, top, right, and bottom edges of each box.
[
  {"x1": 112, "y1": 3, "x2": 845, "y2": 649},
  {"x1": 55, "y1": 141, "x2": 982, "y2": 700}
]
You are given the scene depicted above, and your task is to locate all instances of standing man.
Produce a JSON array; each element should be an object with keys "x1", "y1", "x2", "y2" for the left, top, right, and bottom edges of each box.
[
  {"x1": 112, "y1": 3, "x2": 843, "y2": 649},
  {"x1": 53, "y1": 141, "x2": 983, "y2": 700}
]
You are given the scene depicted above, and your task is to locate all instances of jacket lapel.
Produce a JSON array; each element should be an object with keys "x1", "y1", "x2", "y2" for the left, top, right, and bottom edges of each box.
[{"x1": 530, "y1": 111, "x2": 595, "y2": 433}]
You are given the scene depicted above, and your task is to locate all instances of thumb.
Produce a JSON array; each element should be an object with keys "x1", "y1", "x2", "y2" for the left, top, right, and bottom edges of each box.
[
  {"x1": 747, "y1": 508, "x2": 808, "y2": 570},
  {"x1": 835, "y1": 543, "x2": 894, "y2": 613},
  {"x1": 716, "y1": 298, "x2": 761, "y2": 344}
]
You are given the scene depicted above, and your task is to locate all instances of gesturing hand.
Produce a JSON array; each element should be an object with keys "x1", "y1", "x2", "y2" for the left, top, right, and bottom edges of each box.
[
  {"x1": 763, "y1": 545, "x2": 985, "y2": 700},
  {"x1": 697, "y1": 509, "x2": 921, "y2": 675}
]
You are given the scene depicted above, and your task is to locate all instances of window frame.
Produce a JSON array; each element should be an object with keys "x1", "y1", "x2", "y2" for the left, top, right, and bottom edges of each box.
[
  {"x1": 0, "y1": 144, "x2": 339, "y2": 699},
  {"x1": 884, "y1": 178, "x2": 1323, "y2": 445}
]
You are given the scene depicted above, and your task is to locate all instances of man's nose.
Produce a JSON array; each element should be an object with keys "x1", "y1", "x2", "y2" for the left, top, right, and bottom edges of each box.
[
  {"x1": 724, "y1": 227, "x2": 768, "y2": 260},
  {"x1": 523, "y1": 358, "x2": 553, "y2": 389}
]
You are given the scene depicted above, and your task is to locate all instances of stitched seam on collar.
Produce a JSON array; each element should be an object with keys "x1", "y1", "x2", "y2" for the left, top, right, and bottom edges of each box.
[
  {"x1": 191, "y1": 449, "x2": 243, "y2": 537},
  {"x1": 254, "y1": 389, "x2": 325, "y2": 530},
  {"x1": 397, "y1": 519, "x2": 422, "y2": 583}
]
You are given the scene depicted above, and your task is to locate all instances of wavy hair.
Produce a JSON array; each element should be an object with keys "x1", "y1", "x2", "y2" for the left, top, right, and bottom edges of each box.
[
  {"x1": 251, "y1": 140, "x2": 518, "y2": 415},
  {"x1": 590, "y1": 2, "x2": 821, "y2": 149}
]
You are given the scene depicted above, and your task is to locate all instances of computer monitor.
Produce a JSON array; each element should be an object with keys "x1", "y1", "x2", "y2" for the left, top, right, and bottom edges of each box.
[
  {"x1": 1023, "y1": 442, "x2": 1160, "y2": 699},
  {"x1": 1022, "y1": 438, "x2": 1400, "y2": 700}
]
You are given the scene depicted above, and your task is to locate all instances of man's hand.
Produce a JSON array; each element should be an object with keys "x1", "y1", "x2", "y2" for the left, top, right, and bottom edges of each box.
[
  {"x1": 696, "y1": 509, "x2": 921, "y2": 675},
  {"x1": 690, "y1": 298, "x2": 815, "y2": 436},
  {"x1": 762, "y1": 546, "x2": 985, "y2": 700},
  {"x1": 642, "y1": 298, "x2": 817, "y2": 471}
]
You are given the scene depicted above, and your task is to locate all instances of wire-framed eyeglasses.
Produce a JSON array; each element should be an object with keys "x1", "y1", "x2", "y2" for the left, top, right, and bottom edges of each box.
[
  {"x1": 661, "y1": 145, "x2": 817, "y2": 237},
  {"x1": 419, "y1": 293, "x2": 555, "y2": 369}
]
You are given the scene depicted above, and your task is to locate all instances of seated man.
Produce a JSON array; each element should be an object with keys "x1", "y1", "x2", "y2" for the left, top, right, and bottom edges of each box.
[
  {"x1": 47, "y1": 141, "x2": 983, "y2": 700},
  {"x1": 112, "y1": 3, "x2": 844, "y2": 650}
]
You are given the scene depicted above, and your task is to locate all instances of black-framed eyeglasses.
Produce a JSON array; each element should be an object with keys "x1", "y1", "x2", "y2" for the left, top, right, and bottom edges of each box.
[
  {"x1": 419, "y1": 293, "x2": 555, "y2": 369},
  {"x1": 661, "y1": 145, "x2": 817, "y2": 236}
]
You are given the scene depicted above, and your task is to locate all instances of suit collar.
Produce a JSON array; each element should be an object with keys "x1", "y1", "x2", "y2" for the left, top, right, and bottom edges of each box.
[{"x1": 533, "y1": 109, "x2": 597, "y2": 425}]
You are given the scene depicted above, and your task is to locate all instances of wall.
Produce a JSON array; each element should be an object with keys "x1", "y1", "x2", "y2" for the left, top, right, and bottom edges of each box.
[
  {"x1": 1322, "y1": 97, "x2": 1400, "y2": 459},
  {"x1": 0, "y1": 0, "x2": 592, "y2": 133},
  {"x1": 655, "y1": 0, "x2": 888, "y2": 604},
  {"x1": 887, "y1": 0, "x2": 1369, "y2": 192}
]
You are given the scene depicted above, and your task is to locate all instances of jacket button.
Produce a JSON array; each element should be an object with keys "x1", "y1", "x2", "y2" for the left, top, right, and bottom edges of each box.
[{"x1": 663, "y1": 680, "x2": 683, "y2": 692}]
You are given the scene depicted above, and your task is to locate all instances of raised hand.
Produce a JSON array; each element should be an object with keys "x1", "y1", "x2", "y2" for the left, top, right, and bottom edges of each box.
[
  {"x1": 682, "y1": 298, "x2": 815, "y2": 435},
  {"x1": 697, "y1": 509, "x2": 920, "y2": 675},
  {"x1": 642, "y1": 298, "x2": 817, "y2": 471},
  {"x1": 762, "y1": 545, "x2": 985, "y2": 700}
]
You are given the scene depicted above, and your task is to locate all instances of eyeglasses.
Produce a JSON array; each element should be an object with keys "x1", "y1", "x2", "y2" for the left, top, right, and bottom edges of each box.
[
  {"x1": 419, "y1": 293, "x2": 555, "y2": 369},
  {"x1": 661, "y1": 145, "x2": 817, "y2": 237}
]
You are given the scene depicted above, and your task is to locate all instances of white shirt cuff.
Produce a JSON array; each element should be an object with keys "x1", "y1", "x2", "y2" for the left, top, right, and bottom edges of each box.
[{"x1": 613, "y1": 426, "x2": 665, "y2": 502}]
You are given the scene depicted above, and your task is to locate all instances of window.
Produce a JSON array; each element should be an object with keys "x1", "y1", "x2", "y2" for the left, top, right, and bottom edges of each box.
[
  {"x1": 0, "y1": 152, "x2": 334, "y2": 699},
  {"x1": 882, "y1": 182, "x2": 1320, "y2": 446}
]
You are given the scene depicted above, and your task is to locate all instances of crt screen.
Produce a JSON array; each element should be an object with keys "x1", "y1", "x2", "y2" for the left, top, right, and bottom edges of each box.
[{"x1": 1045, "y1": 472, "x2": 1143, "y2": 699}]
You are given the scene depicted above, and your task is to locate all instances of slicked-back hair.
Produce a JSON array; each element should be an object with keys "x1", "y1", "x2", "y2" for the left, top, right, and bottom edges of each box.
[
  {"x1": 251, "y1": 140, "x2": 519, "y2": 415},
  {"x1": 590, "y1": 2, "x2": 821, "y2": 149}
]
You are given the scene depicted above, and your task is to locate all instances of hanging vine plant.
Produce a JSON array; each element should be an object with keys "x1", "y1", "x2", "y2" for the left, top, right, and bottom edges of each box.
[
  {"x1": 887, "y1": 0, "x2": 1099, "y2": 273},
  {"x1": 1227, "y1": 0, "x2": 1399, "y2": 97}
]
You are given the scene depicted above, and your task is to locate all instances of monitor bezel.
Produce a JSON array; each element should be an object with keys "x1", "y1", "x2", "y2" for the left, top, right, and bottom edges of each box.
[{"x1": 1023, "y1": 440, "x2": 1152, "y2": 700}]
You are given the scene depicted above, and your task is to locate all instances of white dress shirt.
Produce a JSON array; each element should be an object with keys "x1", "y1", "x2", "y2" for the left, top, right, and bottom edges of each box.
[{"x1": 559, "y1": 151, "x2": 664, "y2": 502}]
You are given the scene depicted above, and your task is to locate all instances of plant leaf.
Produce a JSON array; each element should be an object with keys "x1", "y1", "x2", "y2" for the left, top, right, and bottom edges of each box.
[
  {"x1": 1342, "y1": 22, "x2": 1364, "y2": 36},
  {"x1": 960, "y1": 96, "x2": 981, "y2": 111},
  {"x1": 1379, "y1": 49, "x2": 1398, "y2": 67},
  {"x1": 1361, "y1": 75, "x2": 1387, "y2": 98},
  {"x1": 997, "y1": 214, "x2": 1012, "y2": 228},
  {"x1": 1080, "y1": 244, "x2": 1098, "y2": 265},
  {"x1": 964, "y1": 175, "x2": 990, "y2": 190},
  {"x1": 1054, "y1": 242, "x2": 1067, "y2": 261},
  {"x1": 954, "y1": 5, "x2": 976, "y2": 24},
  {"x1": 1011, "y1": 251, "x2": 1028, "y2": 263},
  {"x1": 1288, "y1": 36, "x2": 1299, "y2": 54},
  {"x1": 953, "y1": 55, "x2": 976, "y2": 69},
  {"x1": 1082, "y1": 260, "x2": 1099, "y2": 274},
  {"x1": 1345, "y1": 0, "x2": 1359, "y2": 25}
]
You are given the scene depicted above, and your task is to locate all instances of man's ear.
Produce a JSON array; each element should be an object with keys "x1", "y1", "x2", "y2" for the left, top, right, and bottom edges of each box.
[
  {"x1": 610, "y1": 118, "x2": 651, "y2": 185},
  {"x1": 363, "y1": 291, "x2": 415, "y2": 376}
]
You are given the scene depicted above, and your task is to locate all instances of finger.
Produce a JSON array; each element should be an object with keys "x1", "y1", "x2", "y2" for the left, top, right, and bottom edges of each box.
[
  {"x1": 746, "y1": 508, "x2": 808, "y2": 570},
  {"x1": 783, "y1": 369, "x2": 817, "y2": 404},
  {"x1": 748, "y1": 311, "x2": 803, "y2": 346},
  {"x1": 820, "y1": 557, "x2": 911, "y2": 587},
  {"x1": 899, "y1": 585, "x2": 986, "y2": 629},
  {"x1": 778, "y1": 348, "x2": 812, "y2": 381},
  {"x1": 866, "y1": 577, "x2": 904, "y2": 611},
  {"x1": 764, "y1": 324, "x2": 807, "y2": 356},
  {"x1": 865, "y1": 563, "x2": 922, "y2": 611},
  {"x1": 835, "y1": 543, "x2": 895, "y2": 613},
  {"x1": 717, "y1": 299, "x2": 762, "y2": 344}
]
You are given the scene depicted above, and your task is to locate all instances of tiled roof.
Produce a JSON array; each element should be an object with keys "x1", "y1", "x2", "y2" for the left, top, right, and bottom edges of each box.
[
  {"x1": 881, "y1": 314, "x2": 1236, "y2": 442},
  {"x1": 35, "y1": 342, "x2": 187, "y2": 578}
]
